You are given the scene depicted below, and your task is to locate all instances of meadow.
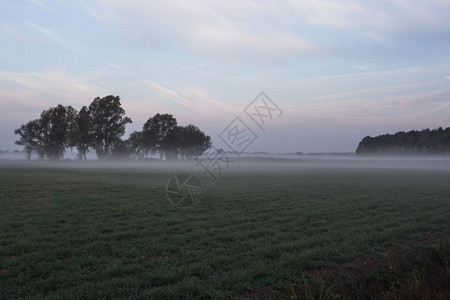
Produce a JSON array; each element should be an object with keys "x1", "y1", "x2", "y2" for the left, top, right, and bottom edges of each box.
[{"x1": 0, "y1": 157, "x2": 449, "y2": 299}]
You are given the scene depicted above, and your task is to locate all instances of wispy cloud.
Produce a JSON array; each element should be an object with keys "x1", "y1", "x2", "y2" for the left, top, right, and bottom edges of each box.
[
  {"x1": 287, "y1": 88, "x2": 450, "y2": 123},
  {"x1": 0, "y1": 68, "x2": 108, "y2": 147},
  {"x1": 25, "y1": 21, "x2": 88, "y2": 53},
  {"x1": 171, "y1": 62, "x2": 213, "y2": 74},
  {"x1": 85, "y1": 0, "x2": 320, "y2": 62},
  {"x1": 145, "y1": 80, "x2": 234, "y2": 113},
  {"x1": 352, "y1": 64, "x2": 369, "y2": 70},
  {"x1": 289, "y1": 0, "x2": 450, "y2": 35},
  {"x1": 0, "y1": 21, "x2": 26, "y2": 42},
  {"x1": 106, "y1": 62, "x2": 135, "y2": 76},
  {"x1": 145, "y1": 80, "x2": 199, "y2": 110},
  {"x1": 85, "y1": 0, "x2": 450, "y2": 61},
  {"x1": 176, "y1": 85, "x2": 235, "y2": 112},
  {"x1": 0, "y1": 68, "x2": 105, "y2": 105},
  {"x1": 288, "y1": 64, "x2": 447, "y2": 85},
  {"x1": 29, "y1": 0, "x2": 53, "y2": 12},
  {"x1": 306, "y1": 83, "x2": 420, "y2": 103}
]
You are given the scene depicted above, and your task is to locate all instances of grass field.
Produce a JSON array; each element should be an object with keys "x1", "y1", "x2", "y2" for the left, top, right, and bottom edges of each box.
[{"x1": 0, "y1": 158, "x2": 449, "y2": 299}]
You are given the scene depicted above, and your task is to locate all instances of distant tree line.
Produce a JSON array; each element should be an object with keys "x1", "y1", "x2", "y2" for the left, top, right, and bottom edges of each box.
[
  {"x1": 14, "y1": 95, "x2": 211, "y2": 160},
  {"x1": 356, "y1": 127, "x2": 450, "y2": 155}
]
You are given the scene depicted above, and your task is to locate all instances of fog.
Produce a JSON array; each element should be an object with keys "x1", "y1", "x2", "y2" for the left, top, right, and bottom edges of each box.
[
  {"x1": 229, "y1": 155, "x2": 450, "y2": 172},
  {"x1": 2, "y1": 153, "x2": 450, "y2": 173}
]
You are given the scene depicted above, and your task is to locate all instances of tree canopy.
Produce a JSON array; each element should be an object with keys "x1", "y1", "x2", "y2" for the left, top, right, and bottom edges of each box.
[
  {"x1": 356, "y1": 127, "x2": 450, "y2": 155},
  {"x1": 142, "y1": 113, "x2": 178, "y2": 159},
  {"x1": 138, "y1": 113, "x2": 211, "y2": 160},
  {"x1": 39, "y1": 104, "x2": 77, "y2": 160},
  {"x1": 14, "y1": 119, "x2": 41, "y2": 160},
  {"x1": 179, "y1": 124, "x2": 212, "y2": 159},
  {"x1": 70, "y1": 106, "x2": 93, "y2": 160},
  {"x1": 88, "y1": 95, "x2": 132, "y2": 159},
  {"x1": 14, "y1": 96, "x2": 211, "y2": 160}
]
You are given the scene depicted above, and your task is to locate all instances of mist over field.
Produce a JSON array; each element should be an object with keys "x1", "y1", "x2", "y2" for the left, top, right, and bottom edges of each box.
[{"x1": 2, "y1": 154, "x2": 450, "y2": 171}]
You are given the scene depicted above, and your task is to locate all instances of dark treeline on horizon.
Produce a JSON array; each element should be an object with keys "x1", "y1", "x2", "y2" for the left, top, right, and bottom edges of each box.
[
  {"x1": 356, "y1": 127, "x2": 450, "y2": 155},
  {"x1": 14, "y1": 95, "x2": 211, "y2": 160}
]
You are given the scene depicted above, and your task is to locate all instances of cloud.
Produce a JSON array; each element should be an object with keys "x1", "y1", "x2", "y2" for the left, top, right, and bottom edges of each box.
[
  {"x1": 0, "y1": 89, "x2": 46, "y2": 118},
  {"x1": 278, "y1": 63, "x2": 450, "y2": 123},
  {"x1": 176, "y1": 85, "x2": 235, "y2": 112},
  {"x1": 288, "y1": 0, "x2": 450, "y2": 36},
  {"x1": 29, "y1": 0, "x2": 53, "y2": 12},
  {"x1": 0, "y1": 68, "x2": 106, "y2": 106},
  {"x1": 288, "y1": 0, "x2": 367, "y2": 29},
  {"x1": 0, "y1": 69, "x2": 108, "y2": 150},
  {"x1": 352, "y1": 64, "x2": 369, "y2": 70},
  {"x1": 83, "y1": 0, "x2": 450, "y2": 62},
  {"x1": 0, "y1": 68, "x2": 235, "y2": 124},
  {"x1": 0, "y1": 21, "x2": 26, "y2": 42},
  {"x1": 85, "y1": 0, "x2": 320, "y2": 62},
  {"x1": 25, "y1": 21, "x2": 88, "y2": 53},
  {"x1": 286, "y1": 87, "x2": 450, "y2": 124},
  {"x1": 171, "y1": 62, "x2": 213, "y2": 74},
  {"x1": 144, "y1": 80, "x2": 234, "y2": 114},
  {"x1": 145, "y1": 80, "x2": 199, "y2": 110},
  {"x1": 190, "y1": 26, "x2": 316, "y2": 59},
  {"x1": 106, "y1": 62, "x2": 135, "y2": 76}
]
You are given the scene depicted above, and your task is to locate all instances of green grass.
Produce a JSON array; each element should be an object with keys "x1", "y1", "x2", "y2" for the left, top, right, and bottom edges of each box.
[{"x1": 0, "y1": 160, "x2": 449, "y2": 299}]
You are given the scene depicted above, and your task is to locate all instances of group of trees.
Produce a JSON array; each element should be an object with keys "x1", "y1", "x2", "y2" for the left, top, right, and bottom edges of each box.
[
  {"x1": 14, "y1": 95, "x2": 211, "y2": 160},
  {"x1": 127, "y1": 113, "x2": 211, "y2": 160},
  {"x1": 356, "y1": 127, "x2": 450, "y2": 154}
]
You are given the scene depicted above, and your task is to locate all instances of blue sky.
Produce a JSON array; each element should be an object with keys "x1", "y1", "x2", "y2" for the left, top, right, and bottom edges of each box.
[{"x1": 1, "y1": 0, "x2": 450, "y2": 153}]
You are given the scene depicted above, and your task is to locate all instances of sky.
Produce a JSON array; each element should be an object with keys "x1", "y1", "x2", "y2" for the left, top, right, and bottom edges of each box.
[{"x1": 1, "y1": 0, "x2": 450, "y2": 153}]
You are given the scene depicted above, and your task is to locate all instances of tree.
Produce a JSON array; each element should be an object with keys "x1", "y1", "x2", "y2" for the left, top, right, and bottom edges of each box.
[
  {"x1": 88, "y1": 95, "x2": 132, "y2": 159},
  {"x1": 179, "y1": 124, "x2": 212, "y2": 159},
  {"x1": 142, "y1": 113, "x2": 177, "y2": 159},
  {"x1": 39, "y1": 104, "x2": 77, "y2": 160},
  {"x1": 126, "y1": 131, "x2": 145, "y2": 160},
  {"x1": 164, "y1": 125, "x2": 183, "y2": 160},
  {"x1": 14, "y1": 119, "x2": 41, "y2": 160},
  {"x1": 70, "y1": 106, "x2": 93, "y2": 160},
  {"x1": 111, "y1": 139, "x2": 130, "y2": 160},
  {"x1": 356, "y1": 126, "x2": 450, "y2": 155}
]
